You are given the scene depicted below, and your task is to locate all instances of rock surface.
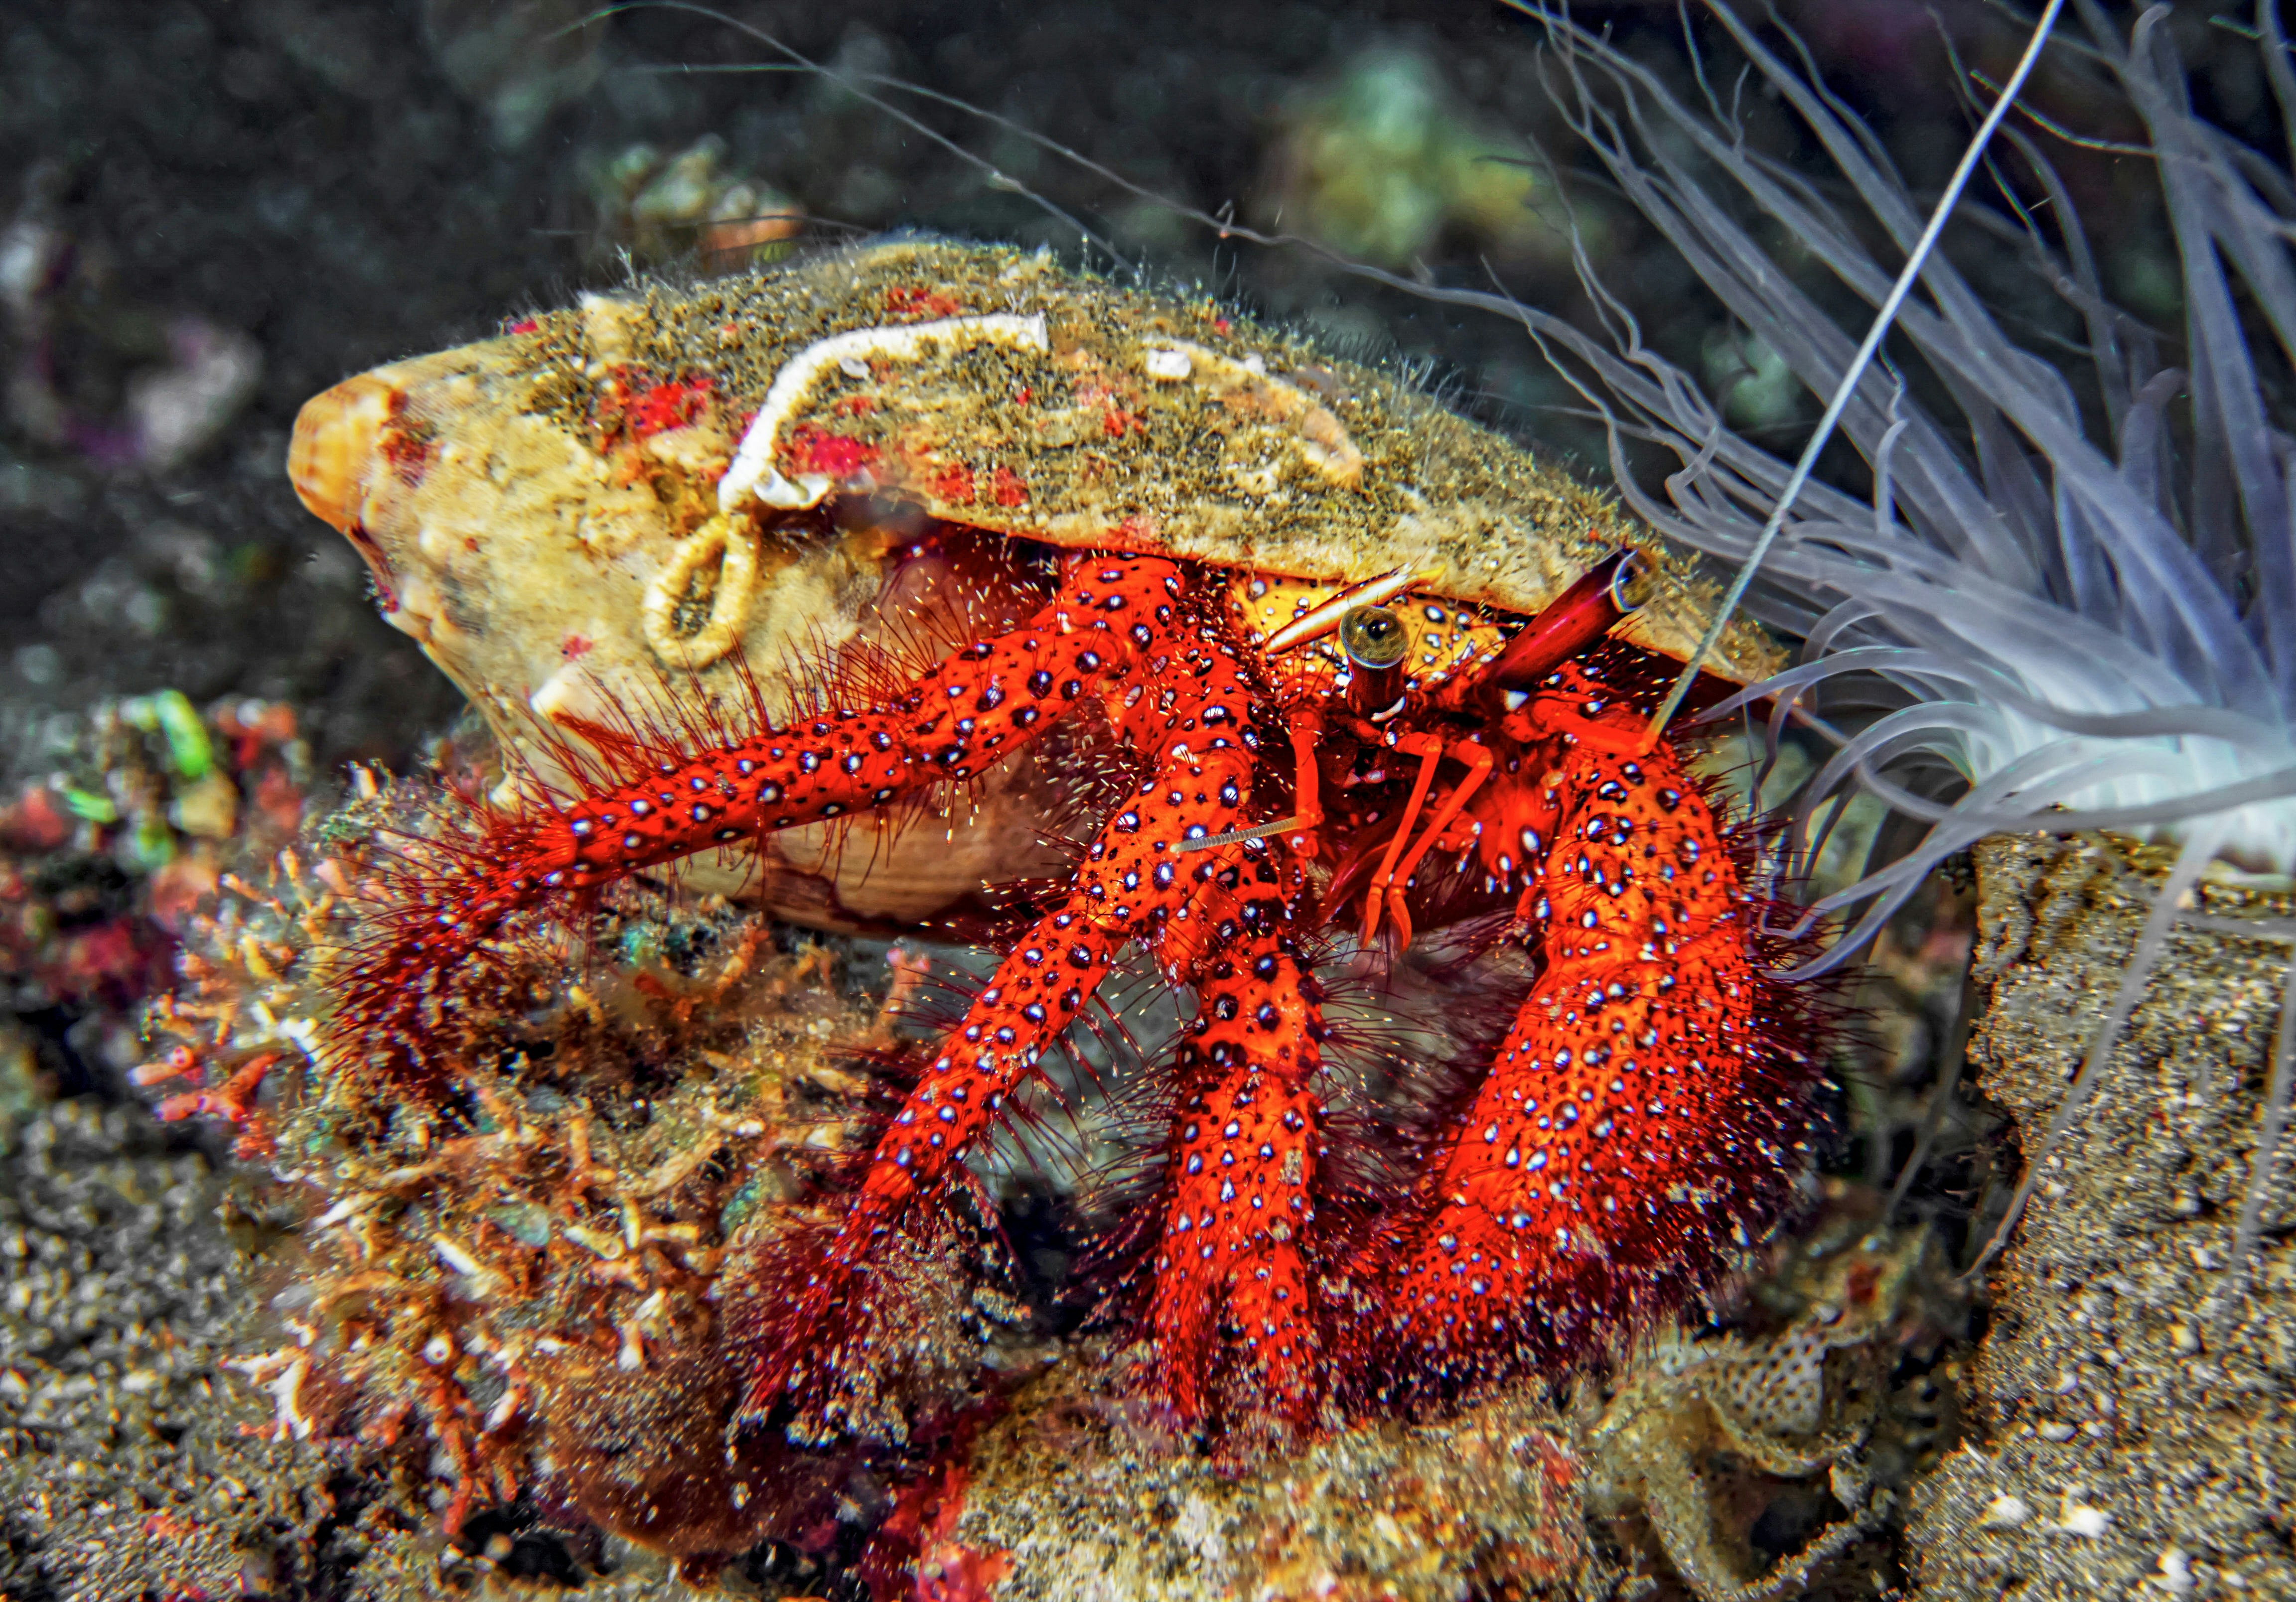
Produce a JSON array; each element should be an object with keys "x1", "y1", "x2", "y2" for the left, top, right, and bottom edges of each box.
[
  {"x1": 1906, "y1": 833, "x2": 2296, "y2": 1600},
  {"x1": 951, "y1": 1344, "x2": 1591, "y2": 1602}
]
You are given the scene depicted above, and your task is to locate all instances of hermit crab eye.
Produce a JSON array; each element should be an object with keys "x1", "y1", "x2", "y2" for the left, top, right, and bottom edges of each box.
[{"x1": 1339, "y1": 605, "x2": 1409, "y2": 671}]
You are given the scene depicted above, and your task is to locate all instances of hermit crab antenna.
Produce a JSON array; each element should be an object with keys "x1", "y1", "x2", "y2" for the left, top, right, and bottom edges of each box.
[
  {"x1": 1640, "y1": 0, "x2": 2066, "y2": 744},
  {"x1": 1262, "y1": 567, "x2": 1424, "y2": 655}
]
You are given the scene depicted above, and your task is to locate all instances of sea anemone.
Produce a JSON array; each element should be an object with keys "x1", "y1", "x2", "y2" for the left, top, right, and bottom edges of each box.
[
  {"x1": 1442, "y1": 1, "x2": 2296, "y2": 1276},
  {"x1": 1505, "y1": 5, "x2": 2291, "y2": 910}
]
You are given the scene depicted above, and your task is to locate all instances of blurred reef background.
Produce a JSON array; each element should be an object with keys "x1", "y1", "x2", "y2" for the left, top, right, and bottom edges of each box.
[{"x1": 2, "y1": 1, "x2": 2290, "y2": 1599}]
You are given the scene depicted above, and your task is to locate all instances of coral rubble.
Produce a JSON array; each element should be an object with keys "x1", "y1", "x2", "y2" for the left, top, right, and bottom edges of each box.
[
  {"x1": 932, "y1": 1191, "x2": 1966, "y2": 1602},
  {"x1": 145, "y1": 768, "x2": 1035, "y2": 1574}
]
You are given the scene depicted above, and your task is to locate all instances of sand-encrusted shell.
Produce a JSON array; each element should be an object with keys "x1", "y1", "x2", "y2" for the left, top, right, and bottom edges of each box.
[{"x1": 288, "y1": 238, "x2": 1778, "y2": 929}]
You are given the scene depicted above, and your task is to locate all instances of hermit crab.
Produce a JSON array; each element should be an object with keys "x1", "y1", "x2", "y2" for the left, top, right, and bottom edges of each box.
[{"x1": 282, "y1": 239, "x2": 1817, "y2": 1439}]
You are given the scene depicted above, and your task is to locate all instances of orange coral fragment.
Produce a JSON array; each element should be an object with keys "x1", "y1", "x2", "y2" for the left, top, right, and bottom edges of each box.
[{"x1": 885, "y1": 286, "x2": 965, "y2": 320}]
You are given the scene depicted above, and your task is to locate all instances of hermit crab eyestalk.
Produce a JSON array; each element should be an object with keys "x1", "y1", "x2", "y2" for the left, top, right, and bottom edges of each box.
[
  {"x1": 1341, "y1": 603, "x2": 1411, "y2": 718},
  {"x1": 1472, "y1": 547, "x2": 1645, "y2": 709}
]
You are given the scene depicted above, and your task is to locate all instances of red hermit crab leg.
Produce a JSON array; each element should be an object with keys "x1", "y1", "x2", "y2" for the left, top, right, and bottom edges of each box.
[
  {"x1": 1148, "y1": 904, "x2": 1327, "y2": 1427},
  {"x1": 1147, "y1": 705, "x2": 1329, "y2": 1426},
  {"x1": 333, "y1": 552, "x2": 1146, "y2": 1100},
  {"x1": 734, "y1": 556, "x2": 1273, "y2": 1423}
]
